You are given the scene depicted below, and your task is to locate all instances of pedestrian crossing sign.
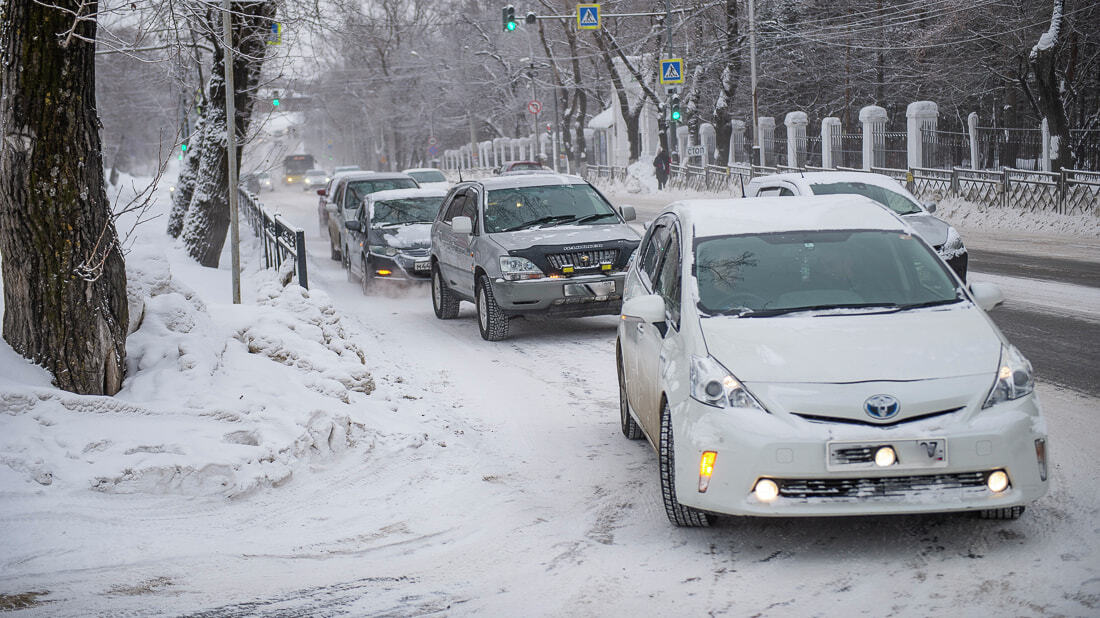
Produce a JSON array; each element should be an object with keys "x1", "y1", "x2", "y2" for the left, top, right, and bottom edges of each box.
[
  {"x1": 577, "y1": 4, "x2": 600, "y2": 30},
  {"x1": 660, "y1": 58, "x2": 684, "y2": 84}
]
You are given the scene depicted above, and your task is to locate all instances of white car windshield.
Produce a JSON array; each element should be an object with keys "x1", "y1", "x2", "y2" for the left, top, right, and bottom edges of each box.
[
  {"x1": 484, "y1": 184, "x2": 618, "y2": 233},
  {"x1": 372, "y1": 197, "x2": 444, "y2": 226},
  {"x1": 694, "y1": 229, "x2": 961, "y2": 317},
  {"x1": 810, "y1": 182, "x2": 923, "y2": 215}
]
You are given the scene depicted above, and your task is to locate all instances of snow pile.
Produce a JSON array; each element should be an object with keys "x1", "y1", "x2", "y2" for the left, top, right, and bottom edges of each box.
[
  {"x1": 936, "y1": 196, "x2": 1100, "y2": 238},
  {"x1": 0, "y1": 192, "x2": 380, "y2": 499}
]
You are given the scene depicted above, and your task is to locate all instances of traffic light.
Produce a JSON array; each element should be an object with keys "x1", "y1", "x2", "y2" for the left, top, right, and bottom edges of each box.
[
  {"x1": 526, "y1": 11, "x2": 536, "y2": 25},
  {"x1": 502, "y1": 5, "x2": 516, "y2": 31},
  {"x1": 670, "y1": 92, "x2": 682, "y2": 122},
  {"x1": 272, "y1": 97, "x2": 280, "y2": 107}
]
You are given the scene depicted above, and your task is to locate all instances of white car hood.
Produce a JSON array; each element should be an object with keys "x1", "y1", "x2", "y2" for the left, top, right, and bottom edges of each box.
[
  {"x1": 701, "y1": 307, "x2": 1000, "y2": 384},
  {"x1": 375, "y1": 223, "x2": 432, "y2": 249},
  {"x1": 490, "y1": 223, "x2": 638, "y2": 251}
]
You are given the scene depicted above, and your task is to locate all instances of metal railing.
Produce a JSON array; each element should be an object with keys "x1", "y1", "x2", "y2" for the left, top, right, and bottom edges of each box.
[{"x1": 239, "y1": 188, "x2": 309, "y2": 288}]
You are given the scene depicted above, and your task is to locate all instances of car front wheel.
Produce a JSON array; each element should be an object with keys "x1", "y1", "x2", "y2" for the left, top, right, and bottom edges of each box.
[
  {"x1": 360, "y1": 257, "x2": 372, "y2": 294},
  {"x1": 476, "y1": 274, "x2": 509, "y2": 341},
  {"x1": 432, "y1": 264, "x2": 460, "y2": 319},
  {"x1": 659, "y1": 400, "x2": 711, "y2": 527}
]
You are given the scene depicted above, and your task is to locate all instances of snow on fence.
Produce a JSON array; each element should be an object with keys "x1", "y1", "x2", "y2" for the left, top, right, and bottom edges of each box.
[{"x1": 239, "y1": 188, "x2": 309, "y2": 288}]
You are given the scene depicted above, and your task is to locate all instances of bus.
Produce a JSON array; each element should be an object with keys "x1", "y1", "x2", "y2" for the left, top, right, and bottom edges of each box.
[{"x1": 283, "y1": 154, "x2": 315, "y2": 184}]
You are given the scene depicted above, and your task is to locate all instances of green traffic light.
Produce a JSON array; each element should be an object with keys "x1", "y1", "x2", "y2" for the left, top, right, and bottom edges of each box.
[
  {"x1": 671, "y1": 110, "x2": 681, "y2": 121},
  {"x1": 506, "y1": 21, "x2": 516, "y2": 31},
  {"x1": 272, "y1": 98, "x2": 280, "y2": 106},
  {"x1": 181, "y1": 143, "x2": 188, "y2": 151}
]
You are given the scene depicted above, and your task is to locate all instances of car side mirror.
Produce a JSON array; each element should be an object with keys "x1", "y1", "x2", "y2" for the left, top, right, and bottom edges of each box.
[
  {"x1": 621, "y1": 294, "x2": 667, "y2": 325},
  {"x1": 619, "y1": 205, "x2": 637, "y2": 222},
  {"x1": 325, "y1": 203, "x2": 339, "y2": 214},
  {"x1": 922, "y1": 200, "x2": 937, "y2": 213},
  {"x1": 344, "y1": 220, "x2": 361, "y2": 232},
  {"x1": 968, "y1": 281, "x2": 1004, "y2": 311},
  {"x1": 452, "y1": 215, "x2": 473, "y2": 235},
  {"x1": 316, "y1": 189, "x2": 327, "y2": 196}
]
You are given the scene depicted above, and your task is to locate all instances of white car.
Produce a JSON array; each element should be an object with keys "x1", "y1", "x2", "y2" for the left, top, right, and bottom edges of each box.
[
  {"x1": 617, "y1": 195, "x2": 1048, "y2": 527},
  {"x1": 746, "y1": 172, "x2": 968, "y2": 279},
  {"x1": 402, "y1": 167, "x2": 450, "y2": 190}
]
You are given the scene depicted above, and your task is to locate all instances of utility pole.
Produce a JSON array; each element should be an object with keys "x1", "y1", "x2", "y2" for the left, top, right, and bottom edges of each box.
[
  {"x1": 749, "y1": 0, "x2": 760, "y2": 166},
  {"x1": 664, "y1": 0, "x2": 676, "y2": 158},
  {"x1": 222, "y1": 0, "x2": 241, "y2": 304}
]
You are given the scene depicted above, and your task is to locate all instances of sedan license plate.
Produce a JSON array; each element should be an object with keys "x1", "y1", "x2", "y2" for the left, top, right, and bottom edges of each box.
[
  {"x1": 413, "y1": 260, "x2": 430, "y2": 272},
  {"x1": 563, "y1": 280, "x2": 615, "y2": 298},
  {"x1": 826, "y1": 438, "x2": 948, "y2": 471}
]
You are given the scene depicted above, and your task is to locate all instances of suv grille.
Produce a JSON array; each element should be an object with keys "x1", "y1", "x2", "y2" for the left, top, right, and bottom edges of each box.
[
  {"x1": 547, "y1": 249, "x2": 619, "y2": 271},
  {"x1": 779, "y1": 472, "x2": 987, "y2": 500}
]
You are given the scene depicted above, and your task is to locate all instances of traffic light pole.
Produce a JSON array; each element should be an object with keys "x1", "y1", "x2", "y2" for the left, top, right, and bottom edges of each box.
[{"x1": 664, "y1": 0, "x2": 676, "y2": 160}]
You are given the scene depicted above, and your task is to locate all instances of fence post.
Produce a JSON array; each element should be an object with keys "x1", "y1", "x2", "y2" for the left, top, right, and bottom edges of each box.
[
  {"x1": 295, "y1": 229, "x2": 309, "y2": 289},
  {"x1": 757, "y1": 117, "x2": 775, "y2": 167},
  {"x1": 821, "y1": 117, "x2": 841, "y2": 168},
  {"x1": 950, "y1": 167, "x2": 959, "y2": 197},
  {"x1": 784, "y1": 111, "x2": 808, "y2": 168},
  {"x1": 1002, "y1": 169, "x2": 1010, "y2": 209},
  {"x1": 967, "y1": 112, "x2": 979, "y2": 170},
  {"x1": 1041, "y1": 118, "x2": 1052, "y2": 173},
  {"x1": 700, "y1": 122, "x2": 717, "y2": 165},
  {"x1": 729, "y1": 120, "x2": 746, "y2": 165},
  {"x1": 906, "y1": 101, "x2": 938, "y2": 168},
  {"x1": 860, "y1": 105, "x2": 887, "y2": 170}
]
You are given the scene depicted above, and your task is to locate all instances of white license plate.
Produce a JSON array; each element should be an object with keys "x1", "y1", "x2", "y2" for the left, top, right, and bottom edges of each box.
[
  {"x1": 563, "y1": 281, "x2": 615, "y2": 297},
  {"x1": 826, "y1": 438, "x2": 948, "y2": 471},
  {"x1": 414, "y1": 261, "x2": 430, "y2": 272}
]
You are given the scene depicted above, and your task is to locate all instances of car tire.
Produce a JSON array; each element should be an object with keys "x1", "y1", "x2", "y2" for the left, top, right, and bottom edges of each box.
[
  {"x1": 360, "y1": 257, "x2": 372, "y2": 294},
  {"x1": 618, "y1": 350, "x2": 644, "y2": 440},
  {"x1": 347, "y1": 254, "x2": 357, "y2": 282},
  {"x1": 476, "y1": 274, "x2": 509, "y2": 341},
  {"x1": 341, "y1": 245, "x2": 351, "y2": 271},
  {"x1": 978, "y1": 506, "x2": 1025, "y2": 520},
  {"x1": 432, "y1": 263, "x2": 460, "y2": 319},
  {"x1": 330, "y1": 236, "x2": 341, "y2": 261},
  {"x1": 659, "y1": 399, "x2": 711, "y2": 527}
]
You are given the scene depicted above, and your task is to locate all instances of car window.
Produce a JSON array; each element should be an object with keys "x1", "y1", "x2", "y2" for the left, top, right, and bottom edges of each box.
[
  {"x1": 756, "y1": 187, "x2": 781, "y2": 197},
  {"x1": 408, "y1": 170, "x2": 447, "y2": 183},
  {"x1": 778, "y1": 187, "x2": 796, "y2": 196},
  {"x1": 344, "y1": 179, "x2": 419, "y2": 210},
  {"x1": 653, "y1": 225, "x2": 682, "y2": 327},
  {"x1": 483, "y1": 183, "x2": 616, "y2": 233},
  {"x1": 809, "y1": 181, "x2": 922, "y2": 215},
  {"x1": 693, "y1": 229, "x2": 960, "y2": 317},
  {"x1": 639, "y1": 217, "x2": 672, "y2": 287},
  {"x1": 372, "y1": 196, "x2": 445, "y2": 225},
  {"x1": 460, "y1": 189, "x2": 480, "y2": 233},
  {"x1": 333, "y1": 181, "x2": 345, "y2": 205},
  {"x1": 442, "y1": 191, "x2": 467, "y2": 224}
]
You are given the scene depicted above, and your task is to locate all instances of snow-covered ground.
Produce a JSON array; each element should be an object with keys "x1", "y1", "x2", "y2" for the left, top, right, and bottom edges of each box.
[{"x1": 1, "y1": 175, "x2": 1098, "y2": 615}]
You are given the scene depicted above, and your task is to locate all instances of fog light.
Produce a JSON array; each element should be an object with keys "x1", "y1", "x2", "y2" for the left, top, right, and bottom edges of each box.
[
  {"x1": 698, "y1": 451, "x2": 716, "y2": 493},
  {"x1": 1034, "y1": 439, "x2": 1047, "y2": 481},
  {"x1": 874, "y1": 446, "x2": 897, "y2": 467},
  {"x1": 987, "y1": 470, "x2": 1009, "y2": 493},
  {"x1": 754, "y1": 478, "x2": 779, "y2": 503},
  {"x1": 376, "y1": 269, "x2": 392, "y2": 276}
]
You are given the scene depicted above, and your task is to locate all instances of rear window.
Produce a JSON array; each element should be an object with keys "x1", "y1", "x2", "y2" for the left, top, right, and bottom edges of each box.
[
  {"x1": 810, "y1": 181, "x2": 922, "y2": 215},
  {"x1": 408, "y1": 170, "x2": 447, "y2": 183},
  {"x1": 345, "y1": 179, "x2": 419, "y2": 203},
  {"x1": 372, "y1": 197, "x2": 445, "y2": 225}
]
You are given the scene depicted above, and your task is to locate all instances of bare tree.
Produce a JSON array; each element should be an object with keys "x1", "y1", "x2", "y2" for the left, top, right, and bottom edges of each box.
[{"x1": 0, "y1": 0, "x2": 128, "y2": 395}]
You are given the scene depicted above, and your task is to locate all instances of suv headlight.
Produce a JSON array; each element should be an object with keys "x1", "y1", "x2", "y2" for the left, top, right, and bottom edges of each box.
[
  {"x1": 369, "y1": 245, "x2": 398, "y2": 257},
  {"x1": 690, "y1": 355, "x2": 767, "y2": 411},
  {"x1": 500, "y1": 256, "x2": 544, "y2": 281},
  {"x1": 982, "y1": 345, "x2": 1034, "y2": 408}
]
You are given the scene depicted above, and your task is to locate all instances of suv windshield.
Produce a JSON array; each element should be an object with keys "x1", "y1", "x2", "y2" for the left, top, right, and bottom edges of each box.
[
  {"x1": 694, "y1": 230, "x2": 960, "y2": 317},
  {"x1": 345, "y1": 178, "x2": 419, "y2": 205},
  {"x1": 484, "y1": 184, "x2": 618, "y2": 233},
  {"x1": 408, "y1": 170, "x2": 446, "y2": 183},
  {"x1": 372, "y1": 197, "x2": 444, "y2": 225},
  {"x1": 810, "y1": 182, "x2": 923, "y2": 215}
]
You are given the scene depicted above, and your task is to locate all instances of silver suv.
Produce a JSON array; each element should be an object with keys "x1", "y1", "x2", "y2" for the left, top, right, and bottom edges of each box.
[{"x1": 430, "y1": 174, "x2": 640, "y2": 341}]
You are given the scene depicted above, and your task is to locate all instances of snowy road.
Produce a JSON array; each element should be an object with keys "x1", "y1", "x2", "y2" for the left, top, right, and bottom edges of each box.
[{"x1": 2, "y1": 184, "x2": 1098, "y2": 616}]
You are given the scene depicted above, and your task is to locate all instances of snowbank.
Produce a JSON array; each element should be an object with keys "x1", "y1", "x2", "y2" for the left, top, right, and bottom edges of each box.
[{"x1": 936, "y1": 196, "x2": 1100, "y2": 239}]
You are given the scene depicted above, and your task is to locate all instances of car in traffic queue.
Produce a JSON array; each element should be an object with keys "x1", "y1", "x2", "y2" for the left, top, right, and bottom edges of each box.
[
  {"x1": 324, "y1": 172, "x2": 419, "y2": 264},
  {"x1": 317, "y1": 170, "x2": 367, "y2": 236},
  {"x1": 258, "y1": 172, "x2": 273, "y2": 191},
  {"x1": 616, "y1": 195, "x2": 1048, "y2": 527},
  {"x1": 430, "y1": 173, "x2": 640, "y2": 341},
  {"x1": 302, "y1": 168, "x2": 331, "y2": 191},
  {"x1": 401, "y1": 167, "x2": 450, "y2": 190},
  {"x1": 334, "y1": 165, "x2": 361, "y2": 174},
  {"x1": 746, "y1": 171, "x2": 969, "y2": 279},
  {"x1": 343, "y1": 187, "x2": 448, "y2": 292},
  {"x1": 496, "y1": 161, "x2": 554, "y2": 175}
]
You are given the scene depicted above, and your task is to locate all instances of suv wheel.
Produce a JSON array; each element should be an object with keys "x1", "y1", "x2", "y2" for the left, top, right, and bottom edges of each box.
[
  {"x1": 330, "y1": 235, "x2": 341, "y2": 261},
  {"x1": 432, "y1": 264, "x2": 460, "y2": 319},
  {"x1": 978, "y1": 506, "x2": 1025, "y2": 520},
  {"x1": 360, "y1": 257, "x2": 372, "y2": 294},
  {"x1": 618, "y1": 350, "x2": 644, "y2": 440},
  {"x1": 659, "y1": 400, "x2": 711, "y2": 527},
  {"x1": 476, "y1": 274, "x2": 509, "y2": 341}
]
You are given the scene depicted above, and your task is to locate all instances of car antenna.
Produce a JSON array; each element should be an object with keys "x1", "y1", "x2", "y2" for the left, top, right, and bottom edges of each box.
[
  {"x1": 799, "y1": 168, "x2": 805, "y2": 179},
  {"x1": 738, "y1": 172, "x2": 746, "y2": 198},
  {"x1": 459, "y1": 168, "x2": 464, "y2": 183}
]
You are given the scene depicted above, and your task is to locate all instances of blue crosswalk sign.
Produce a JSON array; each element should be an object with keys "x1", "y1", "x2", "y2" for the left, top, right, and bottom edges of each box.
[
  {"x1": 577, "y1": 4, "x2": 600, "y2": 30},
  {"x1": 660, "y1": 58, "x2": 685, "y2": 84}
]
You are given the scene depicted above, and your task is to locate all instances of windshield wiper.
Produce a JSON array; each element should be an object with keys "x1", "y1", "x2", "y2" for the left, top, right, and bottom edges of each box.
[
  {"x1": 896, "y1": 298, "x2": 963, "y2": 311},
  {"x1": 571, "y1": 212, "x2": 618, "y2": 225},
  {"x1": 499, "y1": 214, "x2": 576, "y2": 232},
  {"x1": 738, "y1": 303, "x2": 901, "y2": 318}
]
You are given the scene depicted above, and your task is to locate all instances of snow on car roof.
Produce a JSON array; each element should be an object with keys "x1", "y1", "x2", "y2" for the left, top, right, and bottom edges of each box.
[
  {"x1": 365, "y1": 187, "x2": 448, "y2": 202},
  {"x1": 753, "y1": 170, "x2": 910, "y2": 193},
  {"x1": 669, "y1": 195, "x2": 909, "y2": 237},
  {"x1": 338, "y1": 171, "x2": 415, "y2": 181},
  {"x1": 401, "y1": 167, "x2": 444, "y2": 174},
  {"x1": 477, "y1": 173, "x2": 587, "y2": 190}
]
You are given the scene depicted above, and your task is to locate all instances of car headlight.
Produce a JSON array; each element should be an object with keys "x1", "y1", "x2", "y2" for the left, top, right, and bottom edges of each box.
[
  {"x1": 369, "y1": 245, "x2": 398, "y2": 257},
  {"x1": 982, "y1": 345, "x2": 1034, "y2": 408},
  {"x1": 940, "y1": 226, "x2": 965, "y2": 258},
  {"x1": 689, "y1": 355, "x2": 767, "y2": 411},
  {"x1": 500, "y1": 256, "x2": 544, "y2": 281}
]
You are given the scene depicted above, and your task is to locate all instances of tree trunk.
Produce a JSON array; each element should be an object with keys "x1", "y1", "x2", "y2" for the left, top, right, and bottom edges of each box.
[
  {"x1": 1029, "y1": 0, "x2": 1074, "y2": 172},
  {"x1": 713, "y1": 0, "x2": 741, "y2": 166},
  {"x1": 0, "y1": 0, "x2": 128, "y2": 395},
  {"x1": 181, "y1": 1, "x2": 274, "y2": 267},
  {"x1": 166, "y1": 114, "x2": 204, "y2": 238}
]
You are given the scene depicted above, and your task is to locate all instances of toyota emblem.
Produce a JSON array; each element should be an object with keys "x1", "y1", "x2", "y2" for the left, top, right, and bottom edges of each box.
[{"x1": 864, "y1": 394, "x2": 900, "y2": 420}]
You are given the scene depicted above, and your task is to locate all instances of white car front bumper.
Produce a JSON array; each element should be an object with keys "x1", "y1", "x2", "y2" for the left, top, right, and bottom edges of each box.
[{"x1": 672, "y1": 394, "x2": 1048, "y2": 517}]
